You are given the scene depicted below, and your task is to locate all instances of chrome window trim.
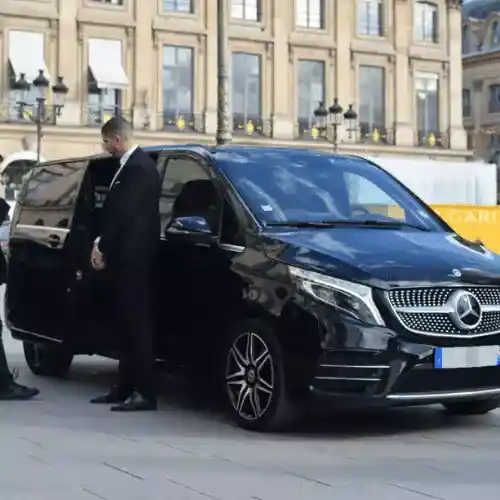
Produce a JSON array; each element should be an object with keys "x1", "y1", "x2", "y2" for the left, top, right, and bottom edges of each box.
[{"x1": 15, "y1": 224, "x2": 70, "y2": 235}]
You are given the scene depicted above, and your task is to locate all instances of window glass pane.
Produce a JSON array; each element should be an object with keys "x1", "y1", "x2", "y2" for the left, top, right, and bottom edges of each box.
[
  {"x1": 296, "y1": 0, "x2": 322, "y2": 28},
  {"x1": 160, "y1": 157, "x2": 213, "y2": 229},
  {"x1": 359, "y1": 66, "x2": 385, "y2": 128},
  {"x1": 163, "y1": 0, "x2": 192, "y2": 12},
  {"x1": 232, "y1": 52, "x2": 261, "y2": 117},
  {"x1": 415, "y1": 73, "x2": 439, "y2": 132},
  {"x1": 18, "y1": 162, "x2": 87, "y2": 228},
  {"x1": 232, "y1": 0, "x2": 259, "y2": 20},
  {"x1": 358, "y1": 0, "x2": 382, "y2": 36},
  {"x1": 298, "y1": 60, "x2": 325, "y2": 121},
  {"x1": 218, "y1": 151, "x2": 442, "y2": 230},
  {"x1": 415, "y1": 1, "x2": 437, "y2": 42},
  {"x1": 162, "y1": 45, "x2": 193, "y2": 114}
]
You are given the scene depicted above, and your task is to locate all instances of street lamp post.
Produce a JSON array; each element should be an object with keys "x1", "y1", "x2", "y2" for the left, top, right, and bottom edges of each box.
[
  {"x1": 313, "y1": 98, "x2": 358, "y2": 152},
  {"x1": 14, "y1": 70, "x2": 69, "y2": 163},
  {"x1": 215, "y1": 0, "x2": 232, "y2": 146}
]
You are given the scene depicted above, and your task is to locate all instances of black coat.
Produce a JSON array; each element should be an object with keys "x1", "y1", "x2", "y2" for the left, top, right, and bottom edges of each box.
[
  {"x1": 0, "y1": 198, "x2": 9, "y2": 284},
  {"x1": 98, "y1": 148, "x2": 161, "y2": 269}
]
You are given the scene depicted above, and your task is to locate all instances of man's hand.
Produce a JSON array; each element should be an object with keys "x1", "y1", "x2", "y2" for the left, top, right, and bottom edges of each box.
[{"x1": 91, "y1": 243, "x2": 105, "y2": 271}]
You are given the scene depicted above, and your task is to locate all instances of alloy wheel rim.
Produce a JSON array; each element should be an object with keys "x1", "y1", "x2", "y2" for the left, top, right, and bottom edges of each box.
[{"x1": 225, "y1": 332, "x2": 274, "y2": 421}]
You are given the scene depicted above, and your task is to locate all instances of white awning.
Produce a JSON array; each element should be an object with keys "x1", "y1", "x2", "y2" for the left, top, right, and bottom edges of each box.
[
  {"x1": 9, "y1": 30, "x2": 51, "y2": 82},
  {"x1": 88, "y1": 39, "x2": 129, "y2": 90}
]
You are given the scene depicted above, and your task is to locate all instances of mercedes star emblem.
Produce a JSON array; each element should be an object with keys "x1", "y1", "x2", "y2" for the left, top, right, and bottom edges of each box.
[{"x1": 449, "y1": 290, "x2": 482, "y2": 330}]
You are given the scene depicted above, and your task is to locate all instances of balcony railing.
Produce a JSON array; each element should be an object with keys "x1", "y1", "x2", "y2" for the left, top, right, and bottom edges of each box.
[
  {"x1": 232, "y1": 114, "x2": 271, "y2": 137},
  {"x1": 0, "y1": 102, "x2": 57, "y2": 125},
  {"x1": 358, "y1": 124, "x2": 395, "y2": 145},
  {"x1": 162, "y1": 111, "x2": 205, "y2": 133},
  {"x1": 83, "y1": 107, "x2": 132, "y2": 127},
  {"x1": 294, "y1": 120, "x2": 321, "y2": 140},
  {"x1": 417, "y1": 130, "x2": 448, "y2": 148}
]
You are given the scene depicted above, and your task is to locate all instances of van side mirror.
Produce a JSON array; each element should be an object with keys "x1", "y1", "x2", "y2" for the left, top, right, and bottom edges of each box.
[
  {"x1": 168, "y1": 216, "x2": 212, "y2": 234},
  {"x1": 165, "y1": 216, "x2": 216, "y2": 245}
]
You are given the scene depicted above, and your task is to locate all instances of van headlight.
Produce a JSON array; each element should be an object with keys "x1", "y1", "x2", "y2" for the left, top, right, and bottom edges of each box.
[{"x1": 288, "y1": 266, "x2": 385, "y2": 326}]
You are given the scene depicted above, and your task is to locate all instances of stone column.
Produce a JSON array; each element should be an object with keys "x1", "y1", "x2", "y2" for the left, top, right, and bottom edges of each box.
[
  {"x1": 394, "y1": 0, "x2": 413, "y2": 146},
  {"x1": 335, "y1": 0, "x2": 352, "y2": 108},
  {"x1": 272, "y1": 0, "x2": 293, "y2": 139},
  {"x1": 447, "y1": 0, "x2": 467, "y2": 150},
  {"x1": 57, "y1": 1, "x2": 80, "y2": 125},
  {"x1": 204, "y1": 0, "x2": 218, "y2": 136},
  {"x1": 133, "y1": 0, "x2": 156, "y2": 130}
]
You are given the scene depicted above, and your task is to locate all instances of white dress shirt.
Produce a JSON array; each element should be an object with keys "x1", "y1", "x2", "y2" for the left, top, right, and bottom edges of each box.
[
  {"x1": 95, "y1": 144, "x2": 138, "y2": 251},
  {"x1": 109, "y1": 144, "x2": 138, "y2": 190}
]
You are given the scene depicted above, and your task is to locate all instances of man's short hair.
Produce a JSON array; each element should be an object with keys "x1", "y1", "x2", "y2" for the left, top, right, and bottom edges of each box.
[{"x1": 101, "y1": 116, "x2": 133, "y2": 140}]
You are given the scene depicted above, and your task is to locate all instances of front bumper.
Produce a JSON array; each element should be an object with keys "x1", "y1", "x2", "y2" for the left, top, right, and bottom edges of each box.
[{"x1": 309, "y1": 315, "x2": 500, "y2": 407}]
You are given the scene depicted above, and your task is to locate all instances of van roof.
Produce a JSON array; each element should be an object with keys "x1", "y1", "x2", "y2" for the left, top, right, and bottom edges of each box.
[{"x1": 142, "y1": 144, "x2": 370, "y2": 163}]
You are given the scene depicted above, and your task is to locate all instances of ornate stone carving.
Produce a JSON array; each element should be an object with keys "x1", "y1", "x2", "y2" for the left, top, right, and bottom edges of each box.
[
  {"x1": 473, "y1": 80, "x2": 483, "y2": 92},
  {"x1": 447, "y1": 0, "x2": 462, "y2": 10}
]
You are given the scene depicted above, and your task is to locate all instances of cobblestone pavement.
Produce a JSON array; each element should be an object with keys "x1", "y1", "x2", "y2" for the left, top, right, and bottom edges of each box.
[{"x1": 2, "y1": 330, "x2": 500, "y2": 499}]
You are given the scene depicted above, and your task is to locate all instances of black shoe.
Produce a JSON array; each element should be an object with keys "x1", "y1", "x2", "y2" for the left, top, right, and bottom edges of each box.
[
  {"x1": 0, "y1": 382, "x2": 39, "y2": 401},
  {"x1": 110, "y1": 391, "x2": 157, "y2": 412},
  {"x1": 90, "y1": 386, "x2": 131, "y2": 404}
]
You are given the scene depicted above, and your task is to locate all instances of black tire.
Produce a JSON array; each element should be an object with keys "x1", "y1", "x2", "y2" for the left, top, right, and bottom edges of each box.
[
  {"x1": 442, "y1": 399, "x2": 500, "y2": 416},
  {"x1": 23, "y1": 342, "x2": 73, "y2": 378},
  {"x1": 223, "y1": 318, "x2": 303, "y2": 432}
]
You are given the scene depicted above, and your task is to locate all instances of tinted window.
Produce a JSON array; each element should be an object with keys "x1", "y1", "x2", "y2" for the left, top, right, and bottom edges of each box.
[
  {"x1": 216, "y1": 150, "x2": 444, "y2": 231},
  {"x1": 17, "y1": 161, "x2": 87, "y2": 228},
  {"x1": 159, "y1": 157, "x2": 212, "y2": 229}
]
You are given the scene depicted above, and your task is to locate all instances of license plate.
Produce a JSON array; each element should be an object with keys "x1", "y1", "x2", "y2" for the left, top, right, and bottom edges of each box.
[{"x1": 434, "y1": 346, "x2": 500, "y2": 369}]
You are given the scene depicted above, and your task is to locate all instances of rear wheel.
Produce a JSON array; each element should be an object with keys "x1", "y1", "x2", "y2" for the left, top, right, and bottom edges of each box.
[
  {"x1": 23, "y1": 342, "x2": 73, "y2": 378},
  {"x1": 442, "y1": 399, "x2": 500, "y2": 415},
  {"x1": 223, "y1": 319, "x2": 303, "y2": 432}
]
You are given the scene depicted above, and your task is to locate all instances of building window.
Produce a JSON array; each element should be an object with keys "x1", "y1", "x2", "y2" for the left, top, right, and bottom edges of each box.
[
  {"x1": 297, "y1": 60, "x2": 325, "y2": 137},
  {"x1": 359, "y1": 66, "x2": 386, "y2": 143},
  {"x1": 87, "y1": 87, "x2": 122, "y2": 127},
  {"x1": 162, "y1": 45, "x2": 195, "y2": 131},
  {"x1": 357, "y1": 0, "x2": 383, "y2": 37},
  {"x1": 296, "y1": 0, "x2": 324, "y2": 29},
  {"x1": 414, "y1": 1, "x2": 438, "y2": 43},
  {"x1": 462, "y1": 89, "x2": 471, "y2": 117},
  {"x1": 163, "y1": 0, "x2": 192, "y2": 13},
  {"x1": 415, "y1": 73, "x2": 440, "y2": 146},
  {"x1": 489, "y1": 84, "x2": 500, "y2": 113},
  {"x1": 232, "y1": 52, "x2": 263, "y2": 135},
  {"x1": 90, "y1": 0, "x2": 124, "y2": 5},
  {"x1": 231, "y1": 0, "x2": 260, "y2": 21},
  {"x1": 490, "y1": 21, "x2": 500, "y2": 47},
  {"x1": 462, "y1": 26, "x2": 470, "y2": 54}
]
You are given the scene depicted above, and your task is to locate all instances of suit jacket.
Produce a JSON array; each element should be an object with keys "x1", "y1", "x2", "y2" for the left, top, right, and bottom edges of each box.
[{"x1": 98, "y1": 148, "x2": 161, "y2": 269}]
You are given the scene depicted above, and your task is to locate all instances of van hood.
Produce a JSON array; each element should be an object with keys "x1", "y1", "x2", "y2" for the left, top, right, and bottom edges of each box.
[{"x1": 263, "y1": 228, "x2": 500, "y2": 289}]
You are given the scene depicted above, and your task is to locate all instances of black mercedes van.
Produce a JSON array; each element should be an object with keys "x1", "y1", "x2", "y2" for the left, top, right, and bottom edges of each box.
[{"x1": 6, "y1": 145, "x2": 500, "y2": 430}]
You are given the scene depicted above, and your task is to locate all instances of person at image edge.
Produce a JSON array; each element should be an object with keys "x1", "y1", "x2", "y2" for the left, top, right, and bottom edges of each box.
[
  {"x1": 0, "y1": 196, "x2": 39, "y2": 401},
  {"x1": 90, "y1": 116, "x2": 161, "y2": 412}
]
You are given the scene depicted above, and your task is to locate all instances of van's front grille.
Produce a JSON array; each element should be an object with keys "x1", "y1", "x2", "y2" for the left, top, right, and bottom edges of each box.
[{"x1": 387, "y1": 287, "x2": 500, "y2": 337}]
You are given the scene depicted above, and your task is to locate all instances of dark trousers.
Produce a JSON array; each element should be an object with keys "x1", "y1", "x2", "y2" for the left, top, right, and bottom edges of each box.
[
  {"x1": 110, "y1": 264, "x2": 156, "y2": 400},
  {"x1": 0, "y1": 324, "x2": 13, "y2": 389}
]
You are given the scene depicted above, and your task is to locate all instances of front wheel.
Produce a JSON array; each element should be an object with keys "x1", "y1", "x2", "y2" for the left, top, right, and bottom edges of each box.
[
  {"x1": 23, "y1": 342, "x2": 73, "y2": 378},
  {"x1": 442, "y1": 399, "x2": 500, "y2": 415},
  {"x1": 223, "y1": 319, "x2": 303, "y2": 432}
]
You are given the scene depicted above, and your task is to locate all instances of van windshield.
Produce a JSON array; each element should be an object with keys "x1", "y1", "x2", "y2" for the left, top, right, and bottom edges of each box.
[{"x1": 216, "y1": 150, "x2": 446, "y2": 232}]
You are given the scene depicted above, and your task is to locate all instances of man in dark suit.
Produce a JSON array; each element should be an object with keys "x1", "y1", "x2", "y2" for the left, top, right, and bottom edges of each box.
[
  {"x1": 0, "y1": 197, "x2": 39, "y2": 400},
  {"x1": 89, "y1": 117, "x2": 161, "y2": 412}
]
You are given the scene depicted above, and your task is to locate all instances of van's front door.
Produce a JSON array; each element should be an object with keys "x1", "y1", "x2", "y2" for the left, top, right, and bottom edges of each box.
[{"x1": 6, "y1": 159, "x2": 89, "y2": 342}]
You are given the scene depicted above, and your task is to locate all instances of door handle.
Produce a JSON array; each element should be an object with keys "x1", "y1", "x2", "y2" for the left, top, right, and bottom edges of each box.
[{"x1": 47, "y1": 234, "x2": 61, "y2": 247}]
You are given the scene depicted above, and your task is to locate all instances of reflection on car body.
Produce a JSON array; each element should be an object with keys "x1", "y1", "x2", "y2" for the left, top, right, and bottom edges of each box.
[{"x1": 6, "y1": 145, "x2": 500, "y2": 431}]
